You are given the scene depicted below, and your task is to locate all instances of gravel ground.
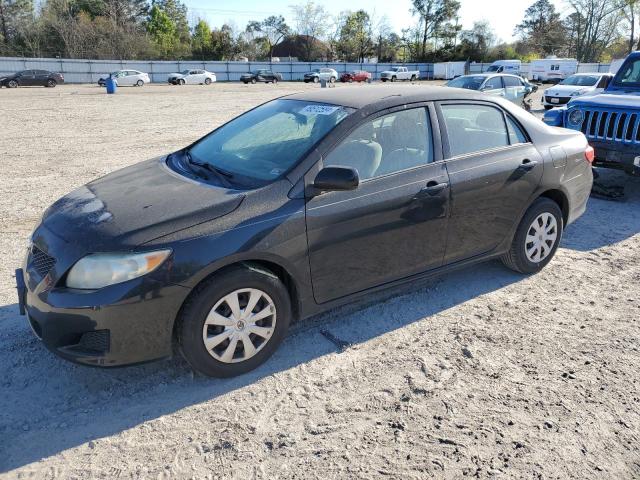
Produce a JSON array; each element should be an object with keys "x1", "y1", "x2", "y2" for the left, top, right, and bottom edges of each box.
[{"x1": 1, "y1": 81, "x2": 639, "y2": 479}]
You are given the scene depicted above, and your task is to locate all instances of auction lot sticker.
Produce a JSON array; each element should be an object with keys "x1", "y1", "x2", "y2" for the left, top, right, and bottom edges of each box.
[{"x1": 300, "y1": 105, "x2": 341, "y2": 115}]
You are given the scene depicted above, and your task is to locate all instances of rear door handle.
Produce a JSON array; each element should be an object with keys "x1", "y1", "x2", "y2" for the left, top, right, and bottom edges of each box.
[
  {"x1": 423, "y1": 180, "x2": 449, "y2": 195},
  {"x1": 518, "y1": 159, "x2": 537, "y2": 171}
]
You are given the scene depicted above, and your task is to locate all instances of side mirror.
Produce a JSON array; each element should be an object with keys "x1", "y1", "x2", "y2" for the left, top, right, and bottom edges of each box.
[{"x1": 313, "y1": 166, "x2": 359, "y2": 192}]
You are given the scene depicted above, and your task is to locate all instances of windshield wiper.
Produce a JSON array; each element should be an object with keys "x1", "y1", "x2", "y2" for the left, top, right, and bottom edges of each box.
[{"x1": 183, "y1": 149, "x2": 234, "y2": 188}]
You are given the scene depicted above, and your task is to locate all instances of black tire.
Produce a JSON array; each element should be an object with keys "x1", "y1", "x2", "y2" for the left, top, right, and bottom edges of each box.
[
  {"x1": 177, "y1": 266, "x2": 292, "y2": 377},
  {"x1": 313, "y1": 76, "x2": 318, "y2": 83},
  {"x1": 501, "y1": 197, "x2": 563, "y2": 274},
  {"x1": 204, "y1": 77, "x2": 211, "y2": 85},
  {"x1": 251, "y1": 78, "x2": 256, "y2": 84},
  {"x1": 381, "y1": 78, "x2": 387, "y2": 82},
  {"x1": 329, "y1": 76, "x2": 336, "y2": 83},
  {"x1": 136, "y1": 79, "x2": 144, "y2": 86},
  {"x1": 7, "y1": 80, "x2": 18, "y2": 88},
  {"x1": 243, "y1": 81, "x2": 249, "y2": 84},
  {"x1": 46, "y1": 79, "x2": 57, "y2": 87},
  {"x1": 410, "y1": 75, "x2": 416, "y2": 82},
  {"x1": 178, "y1": 79, "x2": 185, "y2": 85},
  {"x1": 272, "y1": 77, "x2": 278, "y2": 84},
  {"x1": 391, "y1": 76, "x2": 397, "y2": 82}
]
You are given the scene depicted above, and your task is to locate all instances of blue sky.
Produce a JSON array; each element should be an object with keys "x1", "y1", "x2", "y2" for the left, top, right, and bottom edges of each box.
[{"x1": 185, "y1": 0, "x2": 567, "y2": 44}]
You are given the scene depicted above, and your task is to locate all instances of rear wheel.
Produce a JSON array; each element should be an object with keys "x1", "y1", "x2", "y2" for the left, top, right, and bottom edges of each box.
[
  {"x1": 391, "y1": 76, "x2": 397, "y2": 82},
  {"x1": 410, "y1": 75, "x2": 416, "y2": 81},
  {"x1": 178, "y1": 79, "x2": 185, "y2": 85},
  {"x1": 501, "y1": 198, "x2": 563, "y2": 274},
  {"x1": 272, "y1": 77, "x2": 278, "y2": 84},
  {"x1": 204, "y1": 77, "x2": 211, "y2": 85},
  {"x1": 251, "y1": 78, "x2": 257, "y2": 84},
  {"x1": 177, "y1": 266, "x2": 292, "y2": 377},
  {"x1": 313, "y1": 76, "x2": 318, "y2": 83},
  {"x1": 136, "y1": 79, "x2": 144, "y2": 86},
  {"x1": 329, "y1": 76, "x2": 336, "y2": 83}
]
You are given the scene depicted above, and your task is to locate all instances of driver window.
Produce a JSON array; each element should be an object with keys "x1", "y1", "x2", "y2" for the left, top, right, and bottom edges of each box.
[{"x1": 324, "y1": 108, "x2": 433, "y2": 181}]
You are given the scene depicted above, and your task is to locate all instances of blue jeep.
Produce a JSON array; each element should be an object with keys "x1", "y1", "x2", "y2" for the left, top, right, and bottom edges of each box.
[{"x1": 544, "y1": 52, "x2": 640, "y2": 176}]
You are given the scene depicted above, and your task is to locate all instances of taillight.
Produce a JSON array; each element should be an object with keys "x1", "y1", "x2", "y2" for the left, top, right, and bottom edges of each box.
[{"x1": 585, "y1": 145, "x2": 595, "y2": 164}]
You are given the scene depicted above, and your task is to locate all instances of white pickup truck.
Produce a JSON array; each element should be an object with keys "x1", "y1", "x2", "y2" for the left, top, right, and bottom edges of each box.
[{"x1": 379, "y1": 66, "x2": 419, "y2": 82}]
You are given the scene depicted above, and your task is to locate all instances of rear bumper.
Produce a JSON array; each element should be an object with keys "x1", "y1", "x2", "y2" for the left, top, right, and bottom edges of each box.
[{"x1": 19, "y1": 267, "x2": 190, "y2": 367}]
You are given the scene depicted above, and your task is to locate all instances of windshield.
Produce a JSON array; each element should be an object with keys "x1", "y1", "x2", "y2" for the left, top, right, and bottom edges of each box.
[
  {"x1": 181, "y1": 70, "x2": 190, "y2": 75},
  {"x1": 188, "y1": 99, "x2": 353, "y2": 186},
  {"x1": 612, "y1": 58, "x2": 640, "y2": 86},
  {"x1": 487, "y1": 66, "x2": 500, "y2": 72},
  {"x1": 446, "y1": 76, "x2": 485, "y2": 90},
  {"x1": 560, "y1": 75, "x2": 598, "y2": 86}
]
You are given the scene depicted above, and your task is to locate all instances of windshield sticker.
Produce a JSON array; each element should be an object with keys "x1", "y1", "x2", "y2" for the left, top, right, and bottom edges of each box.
[{"x1": 300, "y1": 105, "x2": 340, "y2": 116}]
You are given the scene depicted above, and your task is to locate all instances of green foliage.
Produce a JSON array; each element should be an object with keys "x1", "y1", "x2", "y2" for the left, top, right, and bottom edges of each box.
[
  {"x1": 191, "y1": 18, "x2": 211, "y2": 58},
  {"x1": 337, "y1": 10, "x2": 373, "y2": 62}
]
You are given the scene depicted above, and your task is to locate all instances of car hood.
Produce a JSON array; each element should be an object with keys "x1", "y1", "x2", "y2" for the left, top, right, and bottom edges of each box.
[
  {"x1": 40, "y1": 157, "x2": 245, "y2": 249},
  {"x1": 568, "y1": 90, "x2": 640, "y2": 109},
  {"x1": 545, "y1": 84, "x2": 595, "y2": 96},
  {"x1": 168, "y1": 73, "x2": 185, "y2": 78}
]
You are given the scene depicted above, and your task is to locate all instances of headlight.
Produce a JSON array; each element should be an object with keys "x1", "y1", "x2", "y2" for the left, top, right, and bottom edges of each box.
[
  {"x1": 570, "y1": 89, "x2": 587, "y2": 96},
  {"x1": 66, "y1": 250, "x2": 171, "y2": 289},
  {"x1": 568, "y1": 109, "x2": 584, "y2": 125}
]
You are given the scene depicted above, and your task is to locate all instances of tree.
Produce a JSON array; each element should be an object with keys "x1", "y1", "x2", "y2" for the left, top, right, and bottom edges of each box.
[
  {"x1": 0, "y1": 0, "x2": 33, "y2": 50},
  {"x1": 290, "y1": 1, "x2": 330, "y2": 61},
  {"x1": 146, "y1": 4, "x2": 176, "y2": 58},
  {"x1": 191, "y1": 18, "x2": 211, "y2": 59},
  {"x1": 565, "y1": 0, "x2": 623, "y2": 61},
  {"x1": 411, "y1": 0, "x2": 460, "y2": 59},
  {"x1": 337, "y1": 10, "x2": 373, "y2": 62},
  {"x1": 515, "y1": 0, "x2": 567, "y2": 56},
  {"x1": 249, "y1": 15, "x2": 290, "y2": 59},
  {"x1": 459, "y1": 20, "x2": 495, "y2": 61}
]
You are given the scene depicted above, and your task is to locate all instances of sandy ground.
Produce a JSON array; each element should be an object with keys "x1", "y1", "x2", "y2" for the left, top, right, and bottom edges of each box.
[{"x1": 0, "y1": 81, "x2": 639, "y2": 479}]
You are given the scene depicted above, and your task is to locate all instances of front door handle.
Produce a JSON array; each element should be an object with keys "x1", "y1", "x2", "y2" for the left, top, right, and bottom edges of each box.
[
  {"x1": 518, "y1": 158, "x2": 537, "y2": 171},
  {"x1": 423, "y1": 180, "x2": 449, "y2": 195}
]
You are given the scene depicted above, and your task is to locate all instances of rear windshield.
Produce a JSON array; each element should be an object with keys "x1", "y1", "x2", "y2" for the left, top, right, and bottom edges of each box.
[
  {"x1": 612, "y1": 58, "x2": 640, "y2": 86},
  {"x1": 188, "y1": 99, "x2": 353, "y2": 185},
  {"x1": 446, "y1": 76, "x2": 485, "y2": 90},
  {"x1": 560, "y1": 75, "x2": 599, "y2": 86}
]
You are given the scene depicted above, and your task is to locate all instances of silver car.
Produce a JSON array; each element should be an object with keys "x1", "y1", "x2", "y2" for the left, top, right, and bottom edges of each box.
[
  {"x1": 98, "y1": 70, "x2": 150, "y2": 87},
  {"x1": 446, "y1": 74, "x2": 534, "y2": 107},
  {"x1": 168, "y1": 69, "x2": 216, "y2": 85}
]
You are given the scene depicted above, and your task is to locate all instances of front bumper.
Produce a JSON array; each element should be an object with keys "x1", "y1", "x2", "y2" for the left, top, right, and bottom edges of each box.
[
  {"x1": 19, "y1": 267, "x2": 190, "y2": 367},
  {"x1": 16, "y1": 224, "x2": 192, "y2": 367},
  {"x1": 542, "y1": 96, "x2": 571, "y2": 107},
  {"x1": 589, "y1": 140, "x2": 640, "y2": 175}
]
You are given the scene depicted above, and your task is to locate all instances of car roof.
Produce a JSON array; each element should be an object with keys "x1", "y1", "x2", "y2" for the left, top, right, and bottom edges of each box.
[{"x1": 284, "y1": 85, "x2": 486, "y2": 109}]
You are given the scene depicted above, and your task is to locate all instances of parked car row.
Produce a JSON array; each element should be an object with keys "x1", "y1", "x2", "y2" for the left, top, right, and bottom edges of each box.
[{"x1": 1, "y1": 67, "x2": 424, "y2": 88}]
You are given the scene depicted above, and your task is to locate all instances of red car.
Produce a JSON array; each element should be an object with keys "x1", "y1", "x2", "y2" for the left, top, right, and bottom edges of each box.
[{"x1": 340, "y1": 70, "x2": 371, "y2": 83}]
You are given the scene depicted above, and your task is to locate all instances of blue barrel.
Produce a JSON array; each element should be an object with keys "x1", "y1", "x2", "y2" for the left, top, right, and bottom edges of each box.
[{"x1": 105, "y1": 77, "x2": 117, "y2": 94}]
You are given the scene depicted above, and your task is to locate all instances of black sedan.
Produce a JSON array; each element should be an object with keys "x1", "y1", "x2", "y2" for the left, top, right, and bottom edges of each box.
[
  {"x1": 0, "y1": 69, "x2": 64, "y2": 88},
  {"x1": 17, "y1": 86, "x2": 593, "y2": 377},
  {"x1": 240, "y1": 69, "x2": 282, "y2": 84}
]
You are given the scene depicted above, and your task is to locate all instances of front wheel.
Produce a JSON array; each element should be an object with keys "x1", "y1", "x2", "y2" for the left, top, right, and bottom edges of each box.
[
  {"x1": 501, "y1": 198, "x2": 563, "y2": 274},
  {"x1": 313, "y1": 76, "x2": 318, "y2": 83},
  {"x1": 272, "y1": 77, "x2": 278, "y2": 84},
  {"x1": 178, "y1": 79, "x2": 185, "y2": 85},
  {"x1": 177, "y1": 266, "x2": 292, "y2": 377},
  {"x1": 391, "y1": 76, "x2": 397, "y2": 82},
  {"x1": 46, "y1": 79, "x2": 57, "y2": 87},
  {"x1": 329, "y1": 76, "x2": 336, "y2": 83},
  {"x1": 251, "y1": 78, "x2": 256, "y2": 84},
  {"x1": 7, "y1": 80, "x2": 18, "y2": 88}
]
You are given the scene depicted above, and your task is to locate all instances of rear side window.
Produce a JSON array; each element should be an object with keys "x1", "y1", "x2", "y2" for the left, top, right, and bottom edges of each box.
[
  {"x1": 441, "y1": 104, "x2": 509, "y2": 157},
  {"x1": 503, "y1": 76, "x2": 522, "y2": 87},
  {"x1": 506, "y1": 116, "x2": 528, "y2": 144}
]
